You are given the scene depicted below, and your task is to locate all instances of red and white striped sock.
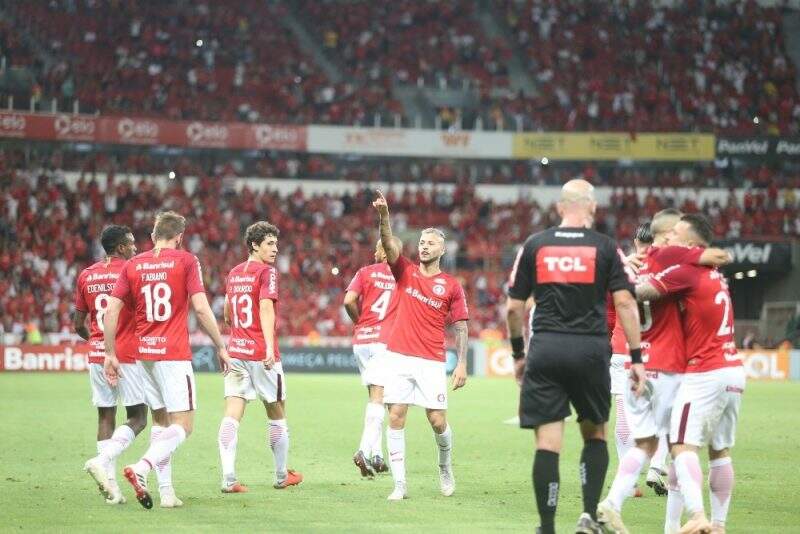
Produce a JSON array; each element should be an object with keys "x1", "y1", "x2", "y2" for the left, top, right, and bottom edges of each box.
[
  {"x1": 218, "y1": 417, "x2": 240, "y2": 485},
  {"x1": 673, "y1": 451, "x2": 705, "y2": 516},
  {"x1": 269, "y1": 419, "x2": 289, "y2": 483},
  {"x1": 709, "y1": 457, "x2": 734, "y2": 527},
  {"x1": 614, "y1": 396, "x2": 633, "y2": 463}
]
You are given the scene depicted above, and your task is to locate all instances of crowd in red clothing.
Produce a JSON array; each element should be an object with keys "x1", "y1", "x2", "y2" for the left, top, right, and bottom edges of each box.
[
  {"x1": 2, "y1": 1, "x2": 796, "y2": 133},
  {"x1": 2, "y1": 166, "x2": 799, "y2": 339}
]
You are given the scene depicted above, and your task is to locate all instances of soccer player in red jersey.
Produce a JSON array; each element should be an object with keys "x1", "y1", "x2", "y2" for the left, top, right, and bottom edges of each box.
[
  {"x1": 103, "y1": 211, "x2": 231, "y2": 509},
  {"x1": 217, "y1": 222, "x2": 303, "y2": 493},
  {"x1": 373, "y1": 191, "x2": 469, "y2": 501},
  {"x1": 635, "y1": 214, "x2": 744, "y2": 534},
  {"x1": 343, "y1": 236, "x2": 403, "y2": 477},
  {"x1": 599, "y1": 211, "x2": 731, "y2": 531},
  {"x1": 76, "y1": 225, "x2": 148, "y2": 504}
]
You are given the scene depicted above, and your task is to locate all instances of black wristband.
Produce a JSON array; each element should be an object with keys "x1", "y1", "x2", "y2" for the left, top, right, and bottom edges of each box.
[
  {"x1": 629, "y1": 348, "x2": 643, "y2": 364},
  {"x1": 510, "y1": 336, "x2": 525, "y2": 360}
]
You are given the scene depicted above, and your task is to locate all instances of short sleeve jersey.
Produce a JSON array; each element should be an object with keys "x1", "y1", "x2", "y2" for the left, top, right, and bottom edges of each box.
[
  {"x1": 73, "y1": 257, "x2": 137, "y2": 364},
  {"x1": 385, "y1": 256, "x2": 468, "y2": 362},
  {"x1": 112, "y1": 248, "x2": 205, "y2": 361},
  {"x1": 650, "y1": 262, "x2": 741, "y2": 373},
  {"x1": 346, "y1": 262, "x2": 398, "y2": 345},
  {"x1": 507, "y1": 227, "x2": 634, "y2": 336},
  {"x1": 610, "y1": 246, "x2": 703, "y2": 373},
  {"x1": 225, "y1": 260, "x2": 281, "y2": 362}
]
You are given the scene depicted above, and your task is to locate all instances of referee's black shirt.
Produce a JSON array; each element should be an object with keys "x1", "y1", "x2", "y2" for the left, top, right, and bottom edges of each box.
[{"x1": 507, "y1": 226, "x2": 634, "y2": 336}]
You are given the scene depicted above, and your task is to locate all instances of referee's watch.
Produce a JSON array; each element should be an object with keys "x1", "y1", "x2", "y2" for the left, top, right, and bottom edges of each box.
[{"x1": 510, "y1": 336, "x2": 525, "y2": 360}]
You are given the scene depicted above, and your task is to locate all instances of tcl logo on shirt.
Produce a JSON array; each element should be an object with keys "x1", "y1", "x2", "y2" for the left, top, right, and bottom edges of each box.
[{"x1": 536, "y1": 246, "x2": 597, "y2": 284}]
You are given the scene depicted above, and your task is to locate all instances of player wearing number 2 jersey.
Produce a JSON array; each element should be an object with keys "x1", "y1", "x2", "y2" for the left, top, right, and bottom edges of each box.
[
  {"x1": 103, "y1": 211, "x2": 231, "y2": 510},
  {"x1": 75, "y1": 225, "x2": 148, "y2": 504},
  {"x1": 637, "y1": 214, "x2": 744, "y2": 534},
  {"x1": 343, "y1": 237, "x2": 403, "y2": 478},
  {"x1": 217, "y1": 221, "x2": 303, "y2": 494}
]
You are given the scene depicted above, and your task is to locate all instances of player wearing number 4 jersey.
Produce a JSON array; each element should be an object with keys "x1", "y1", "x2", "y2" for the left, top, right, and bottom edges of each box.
[
  {"x1": 373, "y1": 190, "x2": 469, "y2": 501},
  {"x1": 76, "y1": 225, "x2": 151, "y2": 505},
  {"x1": 217, "y1": 221, "x2": 303, "y2": 493},
  {"x1": 104, "y1": 211, "x2": 231, "y2": 510},
  {"x1": 343, "y1": 237, "x2": 402, "y2": 478},
  {"x1": 638, "y1": 215, "x2": 745, "y2": 534}
]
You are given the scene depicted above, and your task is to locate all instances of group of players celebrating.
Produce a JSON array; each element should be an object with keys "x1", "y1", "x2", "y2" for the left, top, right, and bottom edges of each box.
[
  {"x1": 75, "y1": 191, "x2": 469, "y2": 508},
  {"x1": 506, "y1": 180, "x2": 744, "y2": 534},
  {"x1": 74, "y1": 182, "x2": 744, "y2": 534}
]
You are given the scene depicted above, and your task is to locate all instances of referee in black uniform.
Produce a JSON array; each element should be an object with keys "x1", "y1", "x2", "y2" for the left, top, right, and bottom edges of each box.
[{"x1": 505, "y1": 179, "x2": 645, "y2": 534}]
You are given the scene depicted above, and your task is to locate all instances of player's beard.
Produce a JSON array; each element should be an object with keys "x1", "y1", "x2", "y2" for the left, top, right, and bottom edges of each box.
[{"x1": 420, "y1": 254, "x2": 440, "y2": 267}]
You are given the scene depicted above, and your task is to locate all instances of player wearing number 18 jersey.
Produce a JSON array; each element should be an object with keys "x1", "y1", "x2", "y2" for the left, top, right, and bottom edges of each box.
[
  {"x1": 343, "y1": 237, "x2": 402, "y2": 478},
  {"x1": 217, "y1": 221, "x2": 303, "y2": 493},
  {"x1": 104, "y1": 211, "x2": 231, "y2": 509}
]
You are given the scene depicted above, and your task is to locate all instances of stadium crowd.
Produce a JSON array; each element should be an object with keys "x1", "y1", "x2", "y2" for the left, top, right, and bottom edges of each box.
[
  {"x1": 1, "y1": 0, "x2": 796, "y2": 133},
  {"x1": 2, "y1": 165, "x2": 799, "y2": 340}
]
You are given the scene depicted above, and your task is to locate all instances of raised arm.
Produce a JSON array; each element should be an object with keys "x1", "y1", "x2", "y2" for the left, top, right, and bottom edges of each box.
[{"x1": 373, "y1": 190, "x2": 400, "y2": 264}]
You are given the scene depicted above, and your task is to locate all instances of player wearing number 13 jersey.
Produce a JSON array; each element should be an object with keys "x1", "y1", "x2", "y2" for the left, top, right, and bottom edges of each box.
[
  {"x1": 217, "y1": 221, "x2": 303, "y2": 494},
  {"x1": 343, "y1": 237, "x2": 403, "y2": 478},
  {"x1": 104, "y1": 211, "x2": 231, "y2": 509}
]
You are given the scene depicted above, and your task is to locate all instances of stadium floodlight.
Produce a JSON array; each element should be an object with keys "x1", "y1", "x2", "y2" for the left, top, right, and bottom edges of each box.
[
  {"x1": 196, "y1": 39, "x2": 204, "y2": 47},
  {"x1": 734, "y1": 272, "x2": 744, "y2": 280},
  {"x1": 168, "y1": 171, "x2": 176, "y2": 179},
  {"x1": 541, "y1": 157, "x2": 549, "y2": 165},
  {"x1": 747, "y1": 270, "x2": 757, "y2": 278},
  {"x1": 331, "y1": 266, "x2": 340, "y2": 276},
  {"x1": 753, "y1": 116, "x2": 760, "y2": 124}
]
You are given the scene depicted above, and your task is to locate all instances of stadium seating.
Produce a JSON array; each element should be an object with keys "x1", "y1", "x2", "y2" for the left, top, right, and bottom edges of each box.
[
  {"x1": 5, "y1": 1, "x2": 796, "y2": 132},
  {"x1": 2, "y1": 166, "x2": 798, "y2": 339}
]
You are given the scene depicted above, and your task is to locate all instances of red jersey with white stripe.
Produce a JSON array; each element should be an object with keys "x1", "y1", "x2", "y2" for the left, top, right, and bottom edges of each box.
[
  {"x1": 386, "y1": 256, "x2": 468, "y2": 362},
  {"x1": 610, "y1": 246, "x2": 703, "y2": 371},
  {"x1": 651, "y1": 263, "x2": 741, "y2": 373},
  {"x1": 346, "y1": 262, "x2": 398, "y2": 345},
  {"x1": 225, "y1": 260, "x2": 281, "y2": 362},
  {"x1": 74, "y1": 257, "x2": 137, "y2": 364},
  {"x1": 112, "y1": 248, "x2": 205, "y2": 361}
]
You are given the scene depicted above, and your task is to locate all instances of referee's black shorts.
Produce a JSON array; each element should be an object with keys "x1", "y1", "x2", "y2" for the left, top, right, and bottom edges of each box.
[{"x1": 519, "y1": 332, "x2": 611, "y2": 429}]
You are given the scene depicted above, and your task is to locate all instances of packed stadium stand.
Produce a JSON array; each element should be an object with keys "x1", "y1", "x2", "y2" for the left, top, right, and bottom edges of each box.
[
  {"x1": 2, "y1": 0, "x2": 797, "y2": 132},
  {"x1": 2, "y1": 163, "x2": 799, "y2": 340}
]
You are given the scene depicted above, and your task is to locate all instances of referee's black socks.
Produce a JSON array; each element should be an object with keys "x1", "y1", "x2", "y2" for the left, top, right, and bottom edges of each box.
[
  {"x1": 580, "y1": 438, "x2": 609, "y2": 520},
  {"x1": 533, "y1": 449, "x2": 559, "y2": 534}
]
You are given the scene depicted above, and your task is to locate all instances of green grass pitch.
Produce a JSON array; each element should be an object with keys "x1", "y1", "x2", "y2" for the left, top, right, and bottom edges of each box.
[{"x1": 0, "y1": 373, "x2": 797, "y2": 533}]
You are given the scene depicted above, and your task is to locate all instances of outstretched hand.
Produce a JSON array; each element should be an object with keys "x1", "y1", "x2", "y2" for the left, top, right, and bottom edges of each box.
[{"x1": 373, "y1": 190, "x2": 389, "y2": 216}]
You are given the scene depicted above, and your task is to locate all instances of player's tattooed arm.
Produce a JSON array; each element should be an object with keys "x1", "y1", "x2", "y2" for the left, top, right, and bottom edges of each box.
[
  {"x1": 343, "y1": 291, "x2": 360, "y2": 323},
  {"x1": 373, "y1": 190, "x2": 399, "y2": 264},
  {"x1": 451, "y1": 320, "x2": 468, "y2": 390},
  {"x1": 72, "y1": 310, "x2": 90, "y2": 340},
  {"x1": 635, "y1": 281, "x2": 664, "y2": 302}
]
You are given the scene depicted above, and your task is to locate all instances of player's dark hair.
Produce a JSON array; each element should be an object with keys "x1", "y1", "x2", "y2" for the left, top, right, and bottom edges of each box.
[
  {"x1": 634, "y1": 222, "x2": 653, "y2": 244},
  {"x1": 100, "y1": 225, "x2": 132, "y2": 255},
  {"x1": 245, "y1": 221, "x2": 280, "y2": 254},
  {"x1": 153, "y1": 211, "x2": 186, "y2": 240},
  {"x1": 681, "y1": 214, "x2": 714, "y2": 246}
]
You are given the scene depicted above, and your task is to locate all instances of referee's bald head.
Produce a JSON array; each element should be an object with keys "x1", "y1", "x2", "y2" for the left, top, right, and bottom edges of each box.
[{"x1": 557, "y1": 179, "x2": 597, "y2": 226}]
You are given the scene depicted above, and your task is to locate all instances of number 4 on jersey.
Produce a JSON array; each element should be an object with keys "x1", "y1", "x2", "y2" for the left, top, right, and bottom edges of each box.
[{"x1": 370, "y1": 290, "x2": 392, "y2": 321}]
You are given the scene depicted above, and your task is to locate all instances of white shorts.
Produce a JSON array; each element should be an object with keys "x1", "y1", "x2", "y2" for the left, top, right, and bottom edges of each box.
[
  {"x1": 139, "y1": 360, "x2": 197, "y2": 413},
  {"x1": 383, "y1": 351, "x2": 447, "y2": 410},
  {"x1": 121, "y1": 362, "x2": 165, "y2": 410},
  {"x1": 610, "y1": 354, "x2": 629, "y2": 395},
  {"x1": 224, "y1": 359, "x2": 286, "y2": 403},
  {"x1": 353, "y1": 343, "x2": 387, "y2": 386},
  {"x1": 626, "y1": 370, "x2": 682, "y2": 440},
  {"x1": 89, "y1": 363, "x2": 118, "y2": 408},
  {"x1": 670, "y1": 366, "x2": 746, "y2": 450}
]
